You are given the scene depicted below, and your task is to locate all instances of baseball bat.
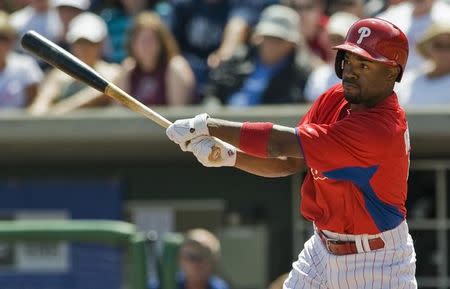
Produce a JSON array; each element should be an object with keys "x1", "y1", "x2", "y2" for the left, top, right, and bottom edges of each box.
[{"x1": 21, "y1": 30, "x2": 172, "y2": 129}]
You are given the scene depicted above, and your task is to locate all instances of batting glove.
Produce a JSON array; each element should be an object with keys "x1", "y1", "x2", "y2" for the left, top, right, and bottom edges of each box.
[
  {"x1": 187, "y1": 136, "x2": 237, "y2": 167},
  {"x1": 166, "y1": 113, "x2": 210, "y2": 151}
]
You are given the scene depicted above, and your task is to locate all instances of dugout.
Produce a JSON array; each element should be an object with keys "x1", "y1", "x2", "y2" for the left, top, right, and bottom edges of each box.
[{"x1": 0, "y1": 104, "x2": 449, "y2": 289}]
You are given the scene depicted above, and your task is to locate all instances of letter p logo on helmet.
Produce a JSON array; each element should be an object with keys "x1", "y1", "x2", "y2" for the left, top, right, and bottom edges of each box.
[{"x1": 357, "y1": 27, "x2": 371, "y2": 44}]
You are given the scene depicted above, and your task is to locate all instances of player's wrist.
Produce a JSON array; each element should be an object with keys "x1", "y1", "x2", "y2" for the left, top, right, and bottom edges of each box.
[
  {"x1": 239, "y1": 122, "x2": 273, "y2": 158},
  {"x1": 193, "y1": 113, "x2": 210, "y2": 136}
]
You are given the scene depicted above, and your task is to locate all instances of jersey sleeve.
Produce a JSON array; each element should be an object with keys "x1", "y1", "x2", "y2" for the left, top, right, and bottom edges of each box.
[{"x1": 296, "y1": 112, "x2": 394, "y2": 171}]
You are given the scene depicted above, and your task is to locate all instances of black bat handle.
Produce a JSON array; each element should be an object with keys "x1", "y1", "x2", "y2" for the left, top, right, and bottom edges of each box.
[{"x1": 21, "y1": 30, "x2": 109, "y2": 93}]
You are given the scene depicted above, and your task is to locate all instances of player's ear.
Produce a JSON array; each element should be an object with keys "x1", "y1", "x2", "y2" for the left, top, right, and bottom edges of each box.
[{"x1": 388, "y1": 66, "x2": 401, "y2": 81}]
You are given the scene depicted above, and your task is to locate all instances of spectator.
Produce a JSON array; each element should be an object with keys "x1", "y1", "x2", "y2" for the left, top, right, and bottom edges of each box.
[
  {"x1": 0, "y1": 0, "x2": 30, "y2": 13},
  {"x1": 53, "y1": 0, "x2": 90, "y2": 51},
  {"x1": 396, "y1": 21, "x2": 450, "y2": 105},
  {"x1": 364, "y1": 0, "x2": 407, "y2": 16},
  {"x1": 327, "y1": 0, "x2": 365, "y2": 18},
  {"x1": 114, "y1": 11, "x2": 195, "y2": 106},
  {"x1": 150, "y1": 228, "x2": 229, "y2": 289},
  {"x1": 304, "y1": 12, "x2": 359, "y2": 102},
  {"x1": 285, "y1": 0, "x2": 330, "y2": 62},
  {"x1": 377, "y1": 0, "x2": 450, "y2": 72},
  {"x1": 168, "y1": 0, "x2": 276, "y2": 97},
  {"x1": 0, "y1": 10, "x2": 43, "y2": 108},
  {"x1": 205, "y1": 5, "x2": 311, "y2": 106},
  {"x1": 10, "y1": 0, "x2": 61, "y2": 47},
  {"x1": 100, "y1": 0, "x2": 171, "y2": 63},
  {"x1": 29, "y1": 12, "x2": 121, "y2": 115}
]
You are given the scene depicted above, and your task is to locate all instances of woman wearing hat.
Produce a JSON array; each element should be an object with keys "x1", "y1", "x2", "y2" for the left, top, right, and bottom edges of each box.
[{"x1": 396, "y1": 20, "x2": 450, "y2": 105}]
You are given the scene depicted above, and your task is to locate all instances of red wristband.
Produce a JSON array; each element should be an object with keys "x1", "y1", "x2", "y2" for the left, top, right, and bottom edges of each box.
[{"x1": 239, "y1": 122, "x2": 273, "y2": 158}]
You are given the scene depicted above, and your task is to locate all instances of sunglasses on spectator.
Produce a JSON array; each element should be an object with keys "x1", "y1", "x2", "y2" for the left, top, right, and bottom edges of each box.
[{"x1": 181, "y1": 251, "x2": 209, "y2": 263}]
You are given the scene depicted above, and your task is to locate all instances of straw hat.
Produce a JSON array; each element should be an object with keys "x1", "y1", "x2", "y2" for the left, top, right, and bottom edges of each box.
[
  {"x1": 416, "y1": 21, "x2": 450, "y2": 59},
  {"x1": 0, "y1": 11, "x2": 16, "y2": 38}
]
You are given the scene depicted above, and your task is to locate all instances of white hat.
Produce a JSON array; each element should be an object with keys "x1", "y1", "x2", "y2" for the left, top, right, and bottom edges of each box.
[
  {"x1": 66, "y1": 12, "x2": 107, "y2": 44},
  {"x1": 53, "y1": 0, "x2": 90, "y2": 10},
  {"x1": 326, "y1": 12, "x2": 360, "y2": 37},
  {"x1": 254, "y1": 5, "x2": 300, "y2": 44}
]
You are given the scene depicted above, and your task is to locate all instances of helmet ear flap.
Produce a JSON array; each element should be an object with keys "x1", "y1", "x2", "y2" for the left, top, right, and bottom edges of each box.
[
  {"x1": 395, "y1": 65, "x2": 404, "y2": 82},
  {"x1": 335, "y1": 50, "x2": 345, "y2": 80}
]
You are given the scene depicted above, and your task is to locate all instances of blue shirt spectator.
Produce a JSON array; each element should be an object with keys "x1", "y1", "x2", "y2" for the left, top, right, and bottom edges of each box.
[
  {"x1": 168, "y1": 0, "x2": 277, "y2": 96},
  {"x1": 205, "y1": 5, "x2": 311, "y2": 106},
  {"x1": 227, "y1": 56, "x2": 290, "y2": 106}
]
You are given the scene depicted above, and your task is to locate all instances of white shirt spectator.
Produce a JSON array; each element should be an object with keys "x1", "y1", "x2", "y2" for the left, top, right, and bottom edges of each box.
[
  {"x1": 377, "y1": 0, "x2": 450, "y2": 72},
  {"x1": 304, "y1": 64, "x2": 340, "y2": 102},
  {"x1": 10, "y1": 5, "x2": 62, "y2": 45},
  {"x1": 396, "y1": 68, "x2": 450, "y2": 106},
  {"x1": 0, "y1": 52, "x2": 43, "y2": 107}
]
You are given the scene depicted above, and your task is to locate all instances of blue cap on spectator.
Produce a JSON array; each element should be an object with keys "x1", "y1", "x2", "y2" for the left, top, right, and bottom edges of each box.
[{"x1": 254, "y1": 5, "x2": 300, "y2": 44}]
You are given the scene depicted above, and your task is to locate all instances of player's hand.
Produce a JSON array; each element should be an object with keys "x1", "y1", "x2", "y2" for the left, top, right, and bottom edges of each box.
[
  {"x1": 187, "y1": 136, "x2": 237, "y2": 167},
  {"x1": 166, "y1": 113, "x2": 210, "y2": 151}
]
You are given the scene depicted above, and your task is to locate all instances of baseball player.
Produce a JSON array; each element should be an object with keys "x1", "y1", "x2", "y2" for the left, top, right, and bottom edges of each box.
[{"x1": 166, "y1": 18, "x2": 417, "y2": 288}]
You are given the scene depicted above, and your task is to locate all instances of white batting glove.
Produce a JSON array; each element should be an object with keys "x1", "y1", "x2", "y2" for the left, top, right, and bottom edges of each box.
[
  {"x1": 187, "y1": 136, "x2": 237, "y2": 167},
  {"x1": 166, "y1": 113, "x2": 210, "y2": 151}
]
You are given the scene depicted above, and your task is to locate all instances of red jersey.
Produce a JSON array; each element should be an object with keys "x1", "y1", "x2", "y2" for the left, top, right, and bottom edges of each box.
[{"x1": 296, "y1": 84, "x2": 410, "y2": 234}]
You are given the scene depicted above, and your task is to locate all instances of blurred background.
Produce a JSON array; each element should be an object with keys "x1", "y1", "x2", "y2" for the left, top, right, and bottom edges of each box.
[{"x1": 0, "y1": 0, "x2": 450, "y2": 289}]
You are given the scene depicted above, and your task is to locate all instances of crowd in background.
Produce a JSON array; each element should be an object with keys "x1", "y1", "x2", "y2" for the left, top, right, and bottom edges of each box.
[{"x1": 0, "y1": 0, "x2": 449, "y2": 114}]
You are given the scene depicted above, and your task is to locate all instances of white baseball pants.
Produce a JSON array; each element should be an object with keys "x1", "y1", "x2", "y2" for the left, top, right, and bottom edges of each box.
[{"x1": 284, "y1": 221, "x2": 417, "y2": 289}]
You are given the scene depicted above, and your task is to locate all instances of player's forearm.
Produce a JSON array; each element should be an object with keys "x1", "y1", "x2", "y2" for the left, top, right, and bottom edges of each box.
[
  {"x1": 207, "y1": 118, "x2": 242, "y2": 147},
  {"x1": 207, "y1": 118, "x2": 303, "y2": 159},
  {"x1": 235, "y1": 151, "x2": 304, "y2": 178}
]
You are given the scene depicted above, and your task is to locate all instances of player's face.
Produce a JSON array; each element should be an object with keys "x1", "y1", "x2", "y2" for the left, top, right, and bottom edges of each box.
[{"x1": 341, "y1": 52, "x2": 396, "y2": 108}]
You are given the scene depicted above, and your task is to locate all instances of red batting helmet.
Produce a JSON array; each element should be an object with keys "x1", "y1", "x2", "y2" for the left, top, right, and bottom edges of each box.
[{"x1": 333, "y1": 18, "x2": 409, "y2": 82}]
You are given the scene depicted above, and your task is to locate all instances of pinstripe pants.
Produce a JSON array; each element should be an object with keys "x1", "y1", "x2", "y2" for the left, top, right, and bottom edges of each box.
[{"x1": 284, "y1": 221, "x2": 417, "y2": 289}]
